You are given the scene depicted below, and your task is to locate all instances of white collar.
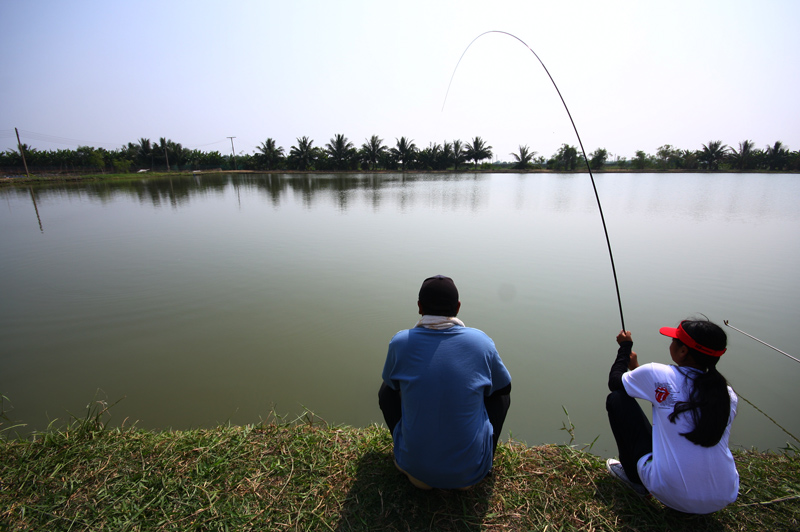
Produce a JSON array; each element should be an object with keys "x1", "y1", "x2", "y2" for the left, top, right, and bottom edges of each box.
[{"x1": 415, "y1": 315, "x2": 466, "y2": 330}]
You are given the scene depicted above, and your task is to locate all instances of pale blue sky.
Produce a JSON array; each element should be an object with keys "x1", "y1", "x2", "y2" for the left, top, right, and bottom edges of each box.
[{"x1": 1, "y1": 0, "x2": 798, "y2": 162}]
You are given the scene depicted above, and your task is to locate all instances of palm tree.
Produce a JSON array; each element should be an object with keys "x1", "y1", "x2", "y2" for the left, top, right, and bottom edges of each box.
[
  {"x1": 325, "y1": 134, "x2": 356, "y2": 170},
  {"x1": 440, "y1": 141, "x2": 453, "y2": 170},
  {"x1": 4, "y1": 144, "x2": 29, "y2": 166},
  {"x1": 136, "y1": 138, "x2": 153, "y2": 169},
  {"x1": 679, "y1": 149, "x2": 699, "y2": 170},
  {"x1": 289, "y1": 136, "x2": 315, "y2": 171},
  {"x1": 511, "y1": 145, "x2": 536, "y2": 170},
  {"x1": 699, "y1": 140, "x2": 728, "y2": 170},
  {"x1": 452, "y1": 140, "x2": 465, "y2": 171},
  {"x1": 257, "y1": 138, "x2": 285, "y2": 170},
  {"x1": 156, "y1": 137, "x2": 172, "y2": 171},
  {"x1": 730, "y1": 140, "x2": 754, "y2": 170},
  {"x1": 391, "y1": 137, "x2": 417, "y2": 171},
  {"x1": 53, "y1": 148, "x2": 74, "y2": 173},
  {"x1": 464, "y1": 136, "x2": 492, "y2": 168},
  {"x1": 418, "y1": 142, "x2": 442, "y2": 170},
  {"x1": 173, "y1": 141, "x2": 188, "y2": 168},
  {"x1": 124, "y1": 142, "x2": 138, "y2": 160},
  {"x1": 150, "y1": 138, "x2": 185, "y2": 171},
  {"x1": 360, "y1": 135, "x2": 386, "y2": 170},
  {"x1": 765, "y1": 141, "x2": 787, "y2": 170}
]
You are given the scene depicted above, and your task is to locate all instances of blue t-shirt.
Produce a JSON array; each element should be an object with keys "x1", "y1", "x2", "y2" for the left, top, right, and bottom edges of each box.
[{"x1": 381, "y1": 325, "x2": 512, "y2": 489}]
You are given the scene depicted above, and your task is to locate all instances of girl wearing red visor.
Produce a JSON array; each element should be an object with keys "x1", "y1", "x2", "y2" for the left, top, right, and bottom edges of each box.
[{"x1": 605, "y1": 318, "x2": 739, "y2": 514}]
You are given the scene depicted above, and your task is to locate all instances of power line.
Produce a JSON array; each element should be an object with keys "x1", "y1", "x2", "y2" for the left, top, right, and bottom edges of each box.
[
  {"x1": 185, "y1": 139, "x2": 229, "y2": 149},
  {"x1": 1, "y1": 129, "x2": 243, "y2": 152},
  {"x1": 11, "y1": 129, "x2": 126, "y2": 149}
]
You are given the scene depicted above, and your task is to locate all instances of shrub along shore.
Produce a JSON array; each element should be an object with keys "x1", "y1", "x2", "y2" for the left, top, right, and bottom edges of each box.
[{"x1": 1, "y1": 409, "x2": 798, "y2": 531}]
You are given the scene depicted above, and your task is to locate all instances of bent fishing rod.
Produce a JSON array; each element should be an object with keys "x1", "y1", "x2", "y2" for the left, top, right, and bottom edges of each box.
[{"x1": 442, "y1": 30, "x2": 625, "y2": 331}]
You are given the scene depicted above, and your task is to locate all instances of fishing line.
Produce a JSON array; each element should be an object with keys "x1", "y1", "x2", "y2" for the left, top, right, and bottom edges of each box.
[
  {"x1": 731, "y1": 388, "x2": 800, "y2": 445},
  {"x1": 723, "y1": 320, "x2": 800, "y2": 443},
  {"x1": 724, "y1": 320, "x2": 799, "y2": 365},
  {"x1": 442, "y1": 30, "x2": 625, "y2": 331}
]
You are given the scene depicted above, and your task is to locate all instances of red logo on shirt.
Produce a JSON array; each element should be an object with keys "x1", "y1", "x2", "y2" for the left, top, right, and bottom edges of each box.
[{"x1": 654, "y1": 386, "x2": 670, "y2": 403}]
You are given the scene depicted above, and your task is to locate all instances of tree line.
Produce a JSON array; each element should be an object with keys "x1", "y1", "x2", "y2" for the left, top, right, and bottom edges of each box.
[{"x1": 2, "y1": 134, "x2": 798, "y2": 174}]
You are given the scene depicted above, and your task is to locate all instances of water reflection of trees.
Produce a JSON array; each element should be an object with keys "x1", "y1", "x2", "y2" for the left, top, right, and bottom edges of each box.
[
  {"x1": 10, "y1": 173, "x2": 489, "y2": 211},
  {"x1": 242, "y1": 173, "x2": 489, "y2": 211}
]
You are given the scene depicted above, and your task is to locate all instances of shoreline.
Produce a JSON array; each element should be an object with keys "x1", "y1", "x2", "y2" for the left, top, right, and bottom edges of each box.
[
  {"x1": 2, "y1": 168, "x2": 798, "y2": 188},
  {"x1": 2, "y1": 415, "x2": 797, "y2": 531}
]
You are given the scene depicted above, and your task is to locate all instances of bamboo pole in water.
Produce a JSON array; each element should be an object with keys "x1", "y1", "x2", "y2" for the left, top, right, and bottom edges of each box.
[{"x1": 15, "y1": 128, "x2": 30, "y2": 178}]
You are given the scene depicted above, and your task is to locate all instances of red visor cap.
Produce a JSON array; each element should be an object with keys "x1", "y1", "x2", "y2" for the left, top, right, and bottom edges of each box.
[{"x1": 659, "y1": 322, "x2": 727, "y2": 357}]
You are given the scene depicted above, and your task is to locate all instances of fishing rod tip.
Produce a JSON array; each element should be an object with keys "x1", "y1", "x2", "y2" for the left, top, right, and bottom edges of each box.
[{"x1": 724, "y1": 320, "x2": 729, "y2": 326}]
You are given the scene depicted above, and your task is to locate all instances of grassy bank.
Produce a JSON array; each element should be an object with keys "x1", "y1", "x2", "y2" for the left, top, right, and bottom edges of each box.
[
  {"x1": 1, "y1": 412, "x2": 798, "y2": 532},
  {"x1": 0, "y1": 171, "x2": 198, "y2": 187}
]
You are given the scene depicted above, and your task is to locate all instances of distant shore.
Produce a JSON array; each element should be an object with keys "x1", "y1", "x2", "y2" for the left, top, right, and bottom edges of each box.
[{"x1": 2, "y1": 168, "x2": 797, "y2": 188}]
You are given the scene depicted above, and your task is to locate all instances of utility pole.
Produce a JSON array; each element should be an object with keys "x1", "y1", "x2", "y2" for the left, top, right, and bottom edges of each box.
[
  {"x1": 15, "y1": 128, "x2": 30, "y2": 178},
  {"x1": 227, "y1": 136, "x2": 237, "y2": 170},
  {"x1": 163, "y1": 143, "x2": 170, "y2": 172}
]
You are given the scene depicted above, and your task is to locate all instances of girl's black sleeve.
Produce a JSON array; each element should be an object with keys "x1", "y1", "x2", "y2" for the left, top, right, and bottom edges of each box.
[{"x1": 608, "y1": 341, "x2": 633, "y2": 392}]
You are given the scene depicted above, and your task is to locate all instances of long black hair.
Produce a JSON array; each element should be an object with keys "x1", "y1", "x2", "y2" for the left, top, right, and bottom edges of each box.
[{"x1": 668, "y1": 319, "x2": 732, "y2": 447}]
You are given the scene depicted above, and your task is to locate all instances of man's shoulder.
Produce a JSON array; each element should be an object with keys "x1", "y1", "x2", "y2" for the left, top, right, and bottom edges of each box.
[
  {"x1": 390, "y1": 325, "x2": 494, "y2": 340},
  {"x1": 390, "y1": 326, "x2": 491, "y2": 337},
  {"x1": 390, "y1": 328, "x2": 412, "y2": 342},
  {"x1": 450, "y1": 327, "x2": 499, "y2": 352},
  {"x1": 457, "y1": 325, "x2": 494, "y2": 338}
]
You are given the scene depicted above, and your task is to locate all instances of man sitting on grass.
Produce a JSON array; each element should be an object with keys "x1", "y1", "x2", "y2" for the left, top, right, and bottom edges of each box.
[{"x1": 378, "y1": 275, "x2": 512, "y2": 490}]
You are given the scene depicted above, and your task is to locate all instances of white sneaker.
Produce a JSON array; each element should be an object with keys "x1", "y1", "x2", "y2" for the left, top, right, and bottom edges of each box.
[{"x1": 606, "y1": 459, "x2": 649, "y2": 497}]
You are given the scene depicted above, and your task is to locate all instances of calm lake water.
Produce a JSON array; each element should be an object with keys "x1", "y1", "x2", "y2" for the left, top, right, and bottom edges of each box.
[{"x1": 2, "y1": 172, "x2": 799, "y2": 456}]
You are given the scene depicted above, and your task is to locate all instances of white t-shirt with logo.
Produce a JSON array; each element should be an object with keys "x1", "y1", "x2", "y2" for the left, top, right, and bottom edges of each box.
[{"x1": 622, "y1": 362, "x2": 739, "y2": 514}]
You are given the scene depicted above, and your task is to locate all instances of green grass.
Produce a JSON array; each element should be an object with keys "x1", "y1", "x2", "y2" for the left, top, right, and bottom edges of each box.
[
  {"x1": 1, "y1": 408, "x2": 798, "y2": 531},
  {"x1": 0, "y1": 171, "x2": 198, "y2": 186}
]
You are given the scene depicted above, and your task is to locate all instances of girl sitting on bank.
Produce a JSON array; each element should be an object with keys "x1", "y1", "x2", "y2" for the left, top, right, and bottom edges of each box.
[{"x1": 605, "y1": 318, "x2": 739, "y2": 514}]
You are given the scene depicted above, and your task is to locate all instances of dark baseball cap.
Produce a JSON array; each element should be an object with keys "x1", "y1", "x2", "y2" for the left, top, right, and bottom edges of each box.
[{"x1": 418, "y1": 275, "x2": 459, "y2": 316}]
